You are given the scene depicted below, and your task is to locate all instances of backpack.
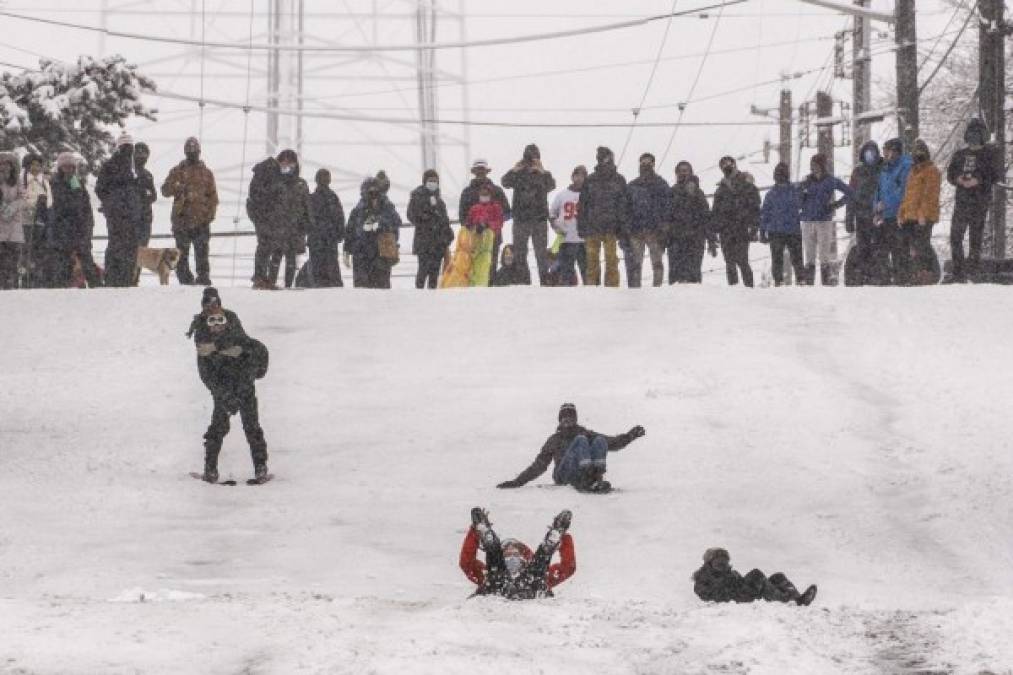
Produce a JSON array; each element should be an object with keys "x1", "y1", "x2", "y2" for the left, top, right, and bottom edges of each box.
[{"x1": 242, "y1": 338, "x2": 270, "y2": 380}]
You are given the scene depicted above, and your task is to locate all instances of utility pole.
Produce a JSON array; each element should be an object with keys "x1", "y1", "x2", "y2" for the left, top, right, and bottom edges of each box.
[
  {"x1": 852, "y1": 0, "x2": 872, "y2": 165},
  {"x1": 894, "y1": 0, "x2": 919, "y2": 147},
  {"x1": 979, "y1": 0, "x2": 1008, "y2": 259},
  {"x1": 779, "y1": 86, "x2": 793, "y2": 170},
  {"x1": 416, "y1": 0, "x2": 439, "y2": 171},
  {"x1": 816, "y1": 91, "x2": 835, "y2": 175}
]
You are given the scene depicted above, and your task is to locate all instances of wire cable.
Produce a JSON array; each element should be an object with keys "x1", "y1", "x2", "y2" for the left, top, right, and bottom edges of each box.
[{"x1": 918, "y1": 1, "x2": 978, "y2": 96}]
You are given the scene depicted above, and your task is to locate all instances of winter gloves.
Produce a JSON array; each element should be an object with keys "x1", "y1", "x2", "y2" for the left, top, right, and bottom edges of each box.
[
  {"x1": 628, "y1": 425, "x2": 646, "y2": 439},
  {"x1": 497, "y1": 479, "x2": 521, "y2": 489}
]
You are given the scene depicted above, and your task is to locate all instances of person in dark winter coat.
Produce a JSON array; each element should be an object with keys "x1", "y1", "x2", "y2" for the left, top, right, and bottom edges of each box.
[
  {"x1": 798, "y1": 154, "x2": 853, "y2": 286},
  {"x1": 692, "y1": 548, "x2": 817, "y2": 606},
  {"x1": 845, "y1": 141, "x2": 890, "y2": 286},
  {"x1": 307, "y1": 169, "x2": 346, "y2": 288},
  {"x1": 461, "y1": 507, "x2": 576, "y2": 600},
  {"x1": 0, "y1": 153, "x2": 27, "y2": 289},
  {"x1": 711, "y1": 156, "x2": 760, "y2": 287},
  {"x1": 502, "y1": 144, "x2": 556, "y2": 285},
  {"x1": 409, "y1": 169, "x2": 454, "y2": 289},
  {"x1": 133, "y1": 142, "x2": 157, "y2": 249},
  {"x1": 459, "y1": 159, "x2": 510, "y2": 284},
  {"x1": 947, "y1": 118, "x2": 999, "y2": 282},
  {"x1": 187, "y1": 287, "x2": 269, "y2": 484},
  {"x1": 161, "y1": 137, "x2": 219, "y2": 285},
  {"x1": 48, "y1": 152, "x2": 102, "y2": 288},
  {"x1": 246, "y1": 150, "x2": 314, "y2": 289},
  {"x1": 345, "y1": 177, "x2": 402, "y2": 289},
  {"x1": 668, "y1": 162, "x2": 714, "y2": 284},
  {"x1": 578, "y1": 147, "x2": 630, "y2": 287},
  {"x1": 760, "y1": 163, "x2": 805, "y2": 286},
  {"x1": 492, "y1": 244, "x2": 525, "y2": 286},
  {"x1": 626, "y1": 152, "x2": 671, "y2": 287},
  {"x1": 496, "y1": 403, "x2": 645, "y2": 493},
  {"x1": 95, "y1": 133, "x2": 143, "y2": 287}
]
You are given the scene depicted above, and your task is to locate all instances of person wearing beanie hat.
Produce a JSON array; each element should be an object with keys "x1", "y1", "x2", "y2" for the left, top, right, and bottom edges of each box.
[
  {"x1": 345, "y1": 175, "x2": 402, "y2": 288},
  {"x1": 692, "y1": 547, "x2": 817, "y2": 606},
  {"x1": 408, "y1": 168, "x2": 453, "y2": 289},
  {"x1": 874, "y1": 138, "x2": 914, "y2": 285},
  {"x1": 896, "y1": 139, "x2": 942, "y2": 285},
  {"x1": 186, "y1": 289, "x2": 271, "y2": 484},
  {"x1": 457, "y1": 158, "x2": 510, "y2": 284},
  {"x1": 760, "y1": 162, "x2": 804, "y2": 287},
  {"x1": 844, "y1": 141, "x2": 890, "y2": 286},
  {"x1": 161, "y1": 136, "x2": 219, "y2": 285},
  {"x1": 305, "y1": 167, "x2": 346, "y2": 288},
  {"x1": 47, "y1": 148, "x2": 101, "y2": 288},
  {"x1": 502, "y1": 143, "x2": 556, "y2": 285},
  {"x1": 548, "y1": 165, "x2": 588, "y2": 286},
  {"x1": 625, "y1": 151, "x2": 670, "y2": 287},
  {"x1": 496, "y1": 403, "x2": 645, "y2": 493},
  {"x1": 116, "y1": 132, "x2": 134, "y2": 148},
  {"x1": 132, "y1": 142, "x2": 157, "y2": 250},
  {"x1": 578, "y1": 145, "x2": 629, "y2": 287},
  {"x1": 668, "y1": 161, "x2": 714, "y2": 284},
  {"x1": 798, "y1": 153, "x2": 854, "y2": 286},
  {"x1": 95, "y1": 130, "x2": 143, "y2": 287},
  {"x1": 711, "y1": 155, "x2": 760, "y2": 287},
  {"x1": 947, "y1": 118, "x2": 999, "y2": 282}
]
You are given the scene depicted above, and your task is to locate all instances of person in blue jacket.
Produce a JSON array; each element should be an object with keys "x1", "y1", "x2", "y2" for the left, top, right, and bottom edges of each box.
[
  {"x1": 760, "y1": 163, "x2": 804, "y2": 286},
  {"x1": 874, "y1": 138, "x2": 913, "y2": 285},
  {"x1": 798, "y1": 154, "x2": 854, "y2": 286}
]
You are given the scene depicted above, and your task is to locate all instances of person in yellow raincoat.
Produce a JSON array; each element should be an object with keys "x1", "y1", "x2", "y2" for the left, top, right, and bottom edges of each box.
[{"x1": 441, "y1": 184, "x2": 502, "y2": 288}]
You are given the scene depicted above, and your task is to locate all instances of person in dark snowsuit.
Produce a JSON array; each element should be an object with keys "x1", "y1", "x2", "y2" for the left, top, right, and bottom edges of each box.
[
  {"x1": 345, "y1": 177, "x2": 402, "y2": 289},
  {"x1": 95, "y1": 133, "x2": 143, "y2": 287},
  {"x1": 760, "y1": 162, "x2": 805, "y2": 287},
  {"x1": 668, "y1": 161, "x2": 714, "y2": 284},
  {"x1": 408, "y1": 169, "x2": 454, "y2": 289},
  {"x1": 711, "y1": 156, "x2": 760, "y2": 287},
  {"x1": 947, "y1": 118, "x2": 1000, "y2": 282},
  {"x1": 491, "y1": 244, "x2": 526, "y2": 286},
  {"x1": 496, "y1": 403, "x2": 645, "y2": 493},
  {"x1": 133, "y1": 142, "x2": 157, "y2": 249},
  {"x1": 247, "y1": 150, "x2": 313, "y2": 289},
  {"x1": 460, "y1": 507, "x2": 575, "y2": 600},
  {"x1": 845, "y1": 141, "x2": 890, "y2": 286},
  {"x1": 578, "y1": 147, "x2": 630, "y2": 287},
  {"x1": 307, "y1": 168, "x2": 345, "y2": 288},
  {"x1": 187, "y1": 287, "x2": 269, "y2": 483},
  {"x1": 48, "y1": 152, "x2": 102, "y2": 288},
  {"x1": 502, "y1": 144, "x2": 556, "y2": 285},
  {"x1": 692, "y1": 548, "x2": 817, "y2": 606},
  {"x1": 626, "y1": 152, "x2": 671, "y2": 287}
]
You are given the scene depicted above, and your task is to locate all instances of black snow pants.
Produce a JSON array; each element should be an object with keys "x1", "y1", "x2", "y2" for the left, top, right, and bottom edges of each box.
[
  {"x1": 475, "y1": 527, "x2": 557, "y2": 600},
  {"x1": 203, "y1": 393, "x2": 268, "y2": 468},
  {"x1": 721, "y1": 235, "x2": 753, "y2": 287}
]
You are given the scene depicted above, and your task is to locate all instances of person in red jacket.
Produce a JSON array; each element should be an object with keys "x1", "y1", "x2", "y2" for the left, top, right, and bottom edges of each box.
[{"x1": 460, "y1": 507, "x2": 575, "y2": 600}]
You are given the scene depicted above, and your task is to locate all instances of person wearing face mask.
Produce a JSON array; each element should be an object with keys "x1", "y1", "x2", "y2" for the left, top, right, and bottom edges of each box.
[
  {"x1": 458, "y1": 159, "x2": 510, "y2": 282},
  {"x1": 578, "y1": 146, "x2": 630, "y2": 287},
  {"x1": 548, "y1": 165, "x2": 587, "y2": 285},
  {"x1": 896, "y1": 139, "x2": 942, "y2": 285},
  {"x1": 692, "y1": 548, "x2": 817, "y2": 606},
  {"x1": 491, "y1": 244, "x2": 526, "y2": 286},
  {"x1": 246, "y1": 150, "x2": 313, "y2": 289},
  {"x1": 797, "y1": 154, "x2": 853, "y2": 286},
  {"x1": 874, "y1": 138, "x2": 913, "y2": 285},
  {"x1": 502, "y1": 144, "x2": 556, "y2": 285},
  {"x1": 625, "y1": 152, "x2": 671, "y2": 287},
  {"x1": 668, "y1": 161, "x2": 714, "y2": 284},
  {"x1": 760, "y1": 163, "x2": 804, "y2": 287},
  {"x1": 307, "y1": 168, "x2": 346, "y2": 288},
  {"x1": 408, "y1": 169, "x2": 453, "y2": 289},
  {"x1": 131, "y1": 142, "x2": 157, "y2": 253},
  {"x1": 496, "y1": 403, "x2": 645, "y2": 494},
  {"x1": 48, "y1": 152, "x2": 102, "y2": 288},
  {"x1": 460, "y1": 507, "x2": 575, "y2": 600},
  {"x1": 345, "y1": 176, "x2": 402, "y2": 289},
  {"x1": 187, "y1": 287, "x2": 270, "y2": 485},
  {"x1": 162, "y1": 137, "x2": 219, "y2": 285},
  {"x1": 947, "y1": 118, "x2": 999, "y2": 282},
  {"x1": 844, "y1": 141, "x2": 889, "y2": 286},
  {"x1": 711, "y1": 156, "x2": 760, "y2": 287},
  {"x1": 95, "y1": 133, "x2": 143, "y2": 287},
  {"x1": 462, "y1": 183, "x2": 501, "y2": 286}
]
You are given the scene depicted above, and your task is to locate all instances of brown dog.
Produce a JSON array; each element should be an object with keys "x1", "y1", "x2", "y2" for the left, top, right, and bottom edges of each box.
[{"x1": 135, "y1": 247, "x2": 181, "y2": 285}]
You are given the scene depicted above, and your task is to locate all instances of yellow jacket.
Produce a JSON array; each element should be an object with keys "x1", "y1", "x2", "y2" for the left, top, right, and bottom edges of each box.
[{"x1": 899, "y1": 161, "x2": 941, "y2": 225}]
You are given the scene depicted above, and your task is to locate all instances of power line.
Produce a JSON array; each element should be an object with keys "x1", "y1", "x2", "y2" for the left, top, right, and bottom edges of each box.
[
  {"x1": 0, "y1": 1, "x2": 748, "y2": 53},
  {"x1": 919, "y1": 1, "x2": 979, "y2": 96}
]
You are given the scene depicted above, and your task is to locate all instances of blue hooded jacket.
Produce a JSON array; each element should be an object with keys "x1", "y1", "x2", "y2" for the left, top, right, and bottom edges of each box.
[
  {"x1": 760, "y1": 183, "x2": 801, "y2": 235},
  {"x1": 798, "y1": 174, "x2": 854, "y2": 222},
  {"x1": 876, "y1": 154, "x2": 913, "y2": 219}
]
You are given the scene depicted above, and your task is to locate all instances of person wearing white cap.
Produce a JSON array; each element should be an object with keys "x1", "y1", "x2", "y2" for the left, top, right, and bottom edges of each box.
[
  {"x1": 95, "y1": 132, "x2": 143, "y2": 287},
  {"x1": 458, "y1": 158, "x2": 510, "y2": 283}
]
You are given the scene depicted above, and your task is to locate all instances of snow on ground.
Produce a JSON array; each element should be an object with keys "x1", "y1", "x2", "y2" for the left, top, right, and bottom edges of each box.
[{"x1": 2, "y1": 286, "x2": 1013, "y2": 674}]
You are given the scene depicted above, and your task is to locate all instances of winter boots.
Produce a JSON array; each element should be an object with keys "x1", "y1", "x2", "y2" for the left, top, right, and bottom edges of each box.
[
  {"x1": 202, "y1": 458, "x2": 219, "y2": 483},
  {"x1": 544, "y1": 510, "x2": 573, "y2": 547},
  {"x1": 253, "y1": 462, "x2": 269, "y2": 483},
  {"x1": 797, "y1": 584, "x2": 818, "y2": 606}
]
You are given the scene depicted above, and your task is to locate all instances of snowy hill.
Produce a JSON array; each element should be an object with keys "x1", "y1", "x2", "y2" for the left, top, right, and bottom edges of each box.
[{"x1": 2, "y1": 286, "x2": 1013, "y2": 674}]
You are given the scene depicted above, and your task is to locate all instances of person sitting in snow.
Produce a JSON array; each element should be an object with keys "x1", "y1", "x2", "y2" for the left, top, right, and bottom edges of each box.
[
  {"x1": 692, "y1": 548, "x2": 817, "y2": 606},
  {"x1": 460, "y1": 507, "x2": 575, "y2": 600},
  {"x1": 491, "y1": 244, "x2": 525, "y2": 286},
  {"x1": 186, "y1": 287, "x2": 270, "y2": 484},
  {"x1": 496, "y1": 403, "x2": 645, "y2": 493}
]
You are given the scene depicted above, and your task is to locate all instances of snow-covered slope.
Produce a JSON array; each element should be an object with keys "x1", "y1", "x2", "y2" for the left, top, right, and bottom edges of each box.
[{"x1": 2, "y1": 286, "x2": 1013, "y2": 674}]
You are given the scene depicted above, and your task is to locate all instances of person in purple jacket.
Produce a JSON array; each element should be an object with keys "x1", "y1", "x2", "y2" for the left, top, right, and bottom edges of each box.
[{"x1": 798, "y1": 154, "x2": 854, "y2": 286}]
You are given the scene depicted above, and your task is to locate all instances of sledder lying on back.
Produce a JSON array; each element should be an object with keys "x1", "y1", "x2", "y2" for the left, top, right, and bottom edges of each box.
[
  {"x1": 692, "y1": 548, "x2": 817, "y2": 606},
  {"x1": 496, "y1": 402, "x2": 645, "y2": 493},
  {"x1": 460, "y1": 507, "x2": 575, "y2": 600}
]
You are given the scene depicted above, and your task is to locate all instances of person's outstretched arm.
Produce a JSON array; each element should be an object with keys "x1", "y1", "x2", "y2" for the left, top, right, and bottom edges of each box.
[
  {"x1": 459, "y1": 527, "x2": 485, "y2": 585},
  {"x1": 591, "y1": 424, "x2": 646, "y2": 452},
  {"x1": 546, "y1": 534, "x2": 576, "y2": 588},
  {"x1": 497, "y1": 435, "x2": 556, "y2": 488}
]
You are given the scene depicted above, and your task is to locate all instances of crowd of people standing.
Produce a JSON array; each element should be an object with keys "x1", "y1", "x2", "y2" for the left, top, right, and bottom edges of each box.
[{"x1": 0, "y1": 118, "x2": 1001, "y2": 291}]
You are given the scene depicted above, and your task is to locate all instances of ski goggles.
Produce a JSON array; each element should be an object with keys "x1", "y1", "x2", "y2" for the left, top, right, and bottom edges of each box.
[{"x1": 206, "y1": 314, "x2": 227, "y2": 327}]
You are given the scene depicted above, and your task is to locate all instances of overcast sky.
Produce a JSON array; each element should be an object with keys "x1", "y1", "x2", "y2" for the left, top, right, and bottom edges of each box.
[{"x1": 0, "y1": 0, "x2": 960, "y2": 217}]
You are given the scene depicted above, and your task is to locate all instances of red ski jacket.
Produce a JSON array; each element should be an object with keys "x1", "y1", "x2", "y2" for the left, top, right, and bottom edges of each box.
[
  {"x1": 466, "y1": 201, "x2": 505, "y2": 234},
  {"x1": 459, "y1": 527, "x2": 576, "y2": 589}
]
